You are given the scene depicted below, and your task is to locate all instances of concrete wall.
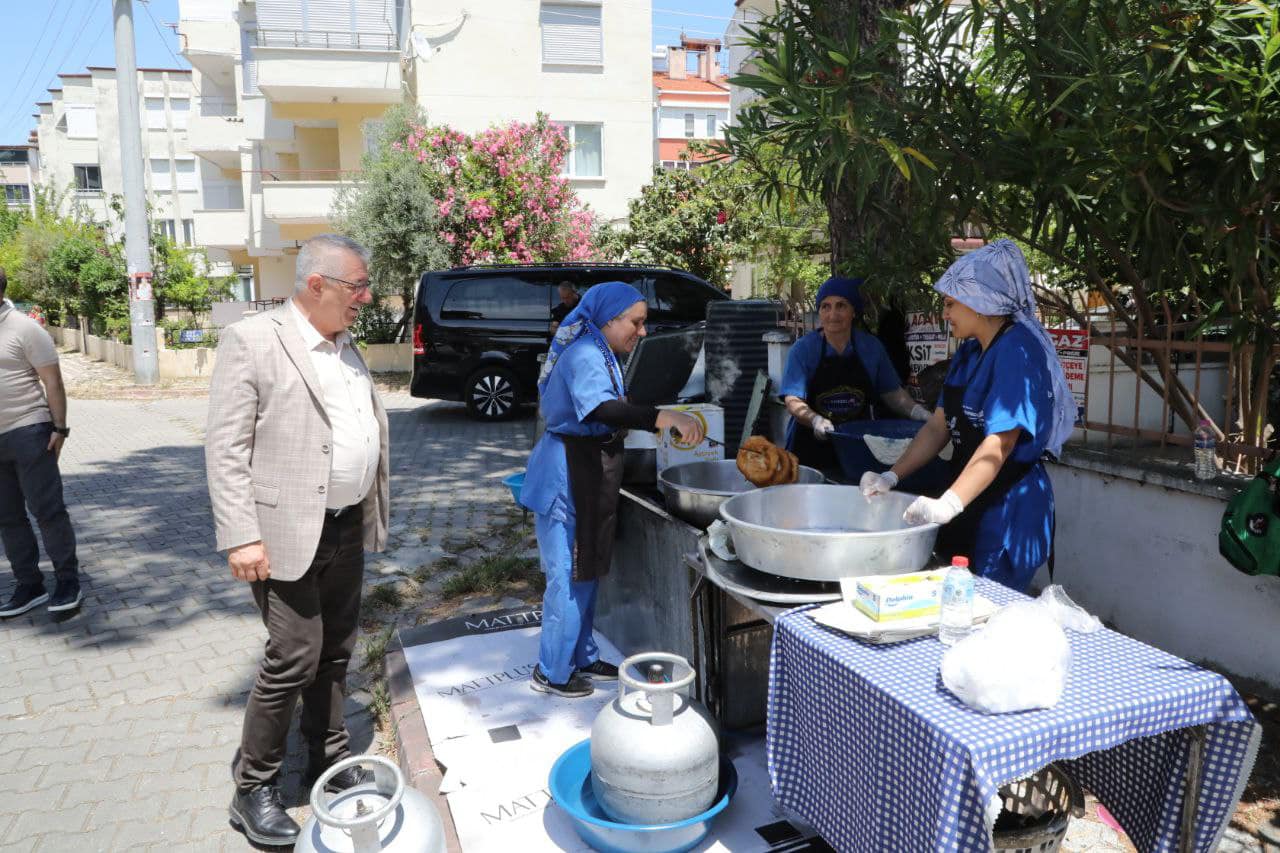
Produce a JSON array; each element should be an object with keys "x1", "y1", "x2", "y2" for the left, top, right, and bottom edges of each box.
[
  {"x1": 1048, "y1": 457, "x2": 1280, "y2": 688},
  {"x1": 46, "y1": 325, "x2": 218, "y2": 380},
  {"x1": 656, "y1": 105, "x2": 727, "y2": 139},
  {"x1": 361, "y1": 342, "x2": 411, "y2": 373}
]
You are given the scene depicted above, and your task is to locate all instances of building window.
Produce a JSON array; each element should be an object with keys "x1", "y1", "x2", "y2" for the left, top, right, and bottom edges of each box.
[
  {"x1": 156, "y1": 219, "x2": 177, "y2": 242},
  {"x1": 150, "y1": 158, "x2": 173, "y2": 191},
  {"x1": 362, "y1": 119, "x2": 384, "y2": 156},
  {"x1": 171, "y1": 98, "x2": 190, "y2": 130},
  {"x1": 3, "y1": 184, "x2": 31, "y2": 205},
  {"x1": 706, "y1": 114, "x2": 717, "y2": 137},
  {"x1": 65, "y1": 105, "x2": 97, "y2": 139},
  {"x1": 182, "y1": 218, "x2": 195, "y2": 245},
  {"x1": 176, "y1": 159, "x2": 197, "y2": 192},
  {"x1": 73, "y1": 165, "x2": 102, "y2": 194},
  {"x1": 540, "y1": 3, "x2": 602, "y2": 66},
  {"x1": 559, "y1": 123, "x2": 602, "y2": 178},
  {"x1": 684, "y1": 114, "x2": 695, "y2": 138},
  {"x1": 145, "y1": 97, "x2": 167, "y2": 130}
]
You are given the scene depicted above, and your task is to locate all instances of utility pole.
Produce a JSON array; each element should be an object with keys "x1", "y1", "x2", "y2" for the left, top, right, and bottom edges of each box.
[{"x1": 112, "y1": 0, "x2": 158, "y2": 385}]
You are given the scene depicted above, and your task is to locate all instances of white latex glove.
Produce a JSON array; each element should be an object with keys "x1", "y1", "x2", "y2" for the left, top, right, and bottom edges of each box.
[
  {"x1": 859, "y1": 470, "x2": 898, "y2": 498},
  {"x1": 909, "y1": 403, "x2": 931, "y2": 422},
  {"x1": 903, "y1": 490, "x2": 965, "y2": 525},
  {"x1": 811, "y1": 415, "x2": 835, "y2": 440}
]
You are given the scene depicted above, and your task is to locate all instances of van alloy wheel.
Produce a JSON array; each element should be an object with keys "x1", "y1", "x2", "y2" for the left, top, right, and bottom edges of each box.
[{"x1": 465, "y1": 368, "x2": 518, "y2": 420}]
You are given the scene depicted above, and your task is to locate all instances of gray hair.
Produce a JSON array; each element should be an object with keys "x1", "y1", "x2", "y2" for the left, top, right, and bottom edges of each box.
[{"x1": 295, "y1": 234, "x2": 371, "y2": 291}]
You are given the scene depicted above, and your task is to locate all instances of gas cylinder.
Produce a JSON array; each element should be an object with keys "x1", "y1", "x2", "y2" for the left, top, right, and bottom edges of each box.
[
  {"x1": 589, "y1": 652, "x2": 720, "y2": 825},
  {"x1": 294, "y1": 756, "x2": 446, "y2": 853}
]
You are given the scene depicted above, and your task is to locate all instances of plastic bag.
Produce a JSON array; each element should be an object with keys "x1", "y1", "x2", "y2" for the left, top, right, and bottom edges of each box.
[
  {"x1": 707, "y1": 520, "x2": 737, "y2": 562},
  {"x1": 940, "y1": 586, "x2": 1100, "y2": 714}
]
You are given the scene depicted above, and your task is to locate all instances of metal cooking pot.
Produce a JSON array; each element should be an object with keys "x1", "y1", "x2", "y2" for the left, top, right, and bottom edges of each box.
[
  {"x1": 659, "y1": 460, "x2": 824, "y2": 529},
  {"x1": 717, "y1": 485, "x2": 939, "y2": 582}
]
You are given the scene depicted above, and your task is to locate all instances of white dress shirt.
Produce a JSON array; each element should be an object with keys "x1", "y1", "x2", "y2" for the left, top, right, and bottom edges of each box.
[{"x1": 289, "y1": 299, "x2": 380, "y2": 509}]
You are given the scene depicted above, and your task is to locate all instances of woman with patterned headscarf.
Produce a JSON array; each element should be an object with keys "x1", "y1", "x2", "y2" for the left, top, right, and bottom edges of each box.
[
  {"x1": 861, "y1": 241, "x2": 1074, "y2": 591},
  {"x1": 519, "y1": 282, "x2": 704, "y2": 698}
]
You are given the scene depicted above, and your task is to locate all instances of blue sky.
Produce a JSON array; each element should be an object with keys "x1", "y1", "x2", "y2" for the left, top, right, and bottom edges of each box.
[{"x1": 0, "y1": 0, "x2": 735, "y2": 145}]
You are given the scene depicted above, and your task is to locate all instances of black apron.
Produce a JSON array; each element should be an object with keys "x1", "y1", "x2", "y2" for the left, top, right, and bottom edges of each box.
[
  {"x1": 554, "y1": 336, "x2": 627, "y2": 583},
  {"x1": 933, "y1": 322, "x2": 1042, "y2": 567},
  {"x1": 791, "y1": 336, "x2": 877, "y2": 471}
]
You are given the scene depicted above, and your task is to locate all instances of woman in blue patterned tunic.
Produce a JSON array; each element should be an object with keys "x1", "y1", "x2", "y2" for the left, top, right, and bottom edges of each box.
[{"x1": 860, "y1": 241, "x2": 1075, "y2": 591}]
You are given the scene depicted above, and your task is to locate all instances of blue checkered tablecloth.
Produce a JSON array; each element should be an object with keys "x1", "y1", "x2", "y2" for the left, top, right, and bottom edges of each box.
[{"x1": 766, "y1": 579, "x2": 1260, "y2": 853}]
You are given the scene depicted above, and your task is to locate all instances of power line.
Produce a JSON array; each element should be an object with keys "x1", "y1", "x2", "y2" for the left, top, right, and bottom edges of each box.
[
  {"x1": 11, "y1": 0, "x2": 108, "y2": 143},
  {"x1": 0, "y1": 0, "x2": 78, "y2": 137},
  {"x1": 138, "y1": 0, "x2": 186, "y2": 68}
]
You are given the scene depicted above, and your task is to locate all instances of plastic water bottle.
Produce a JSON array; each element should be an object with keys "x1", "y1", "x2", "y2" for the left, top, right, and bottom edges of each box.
[
  {"x1": 939, "y1": 557, "x2": 974, "y2": 646},
  {"x1": 1193, "y1": 420, "x2": 1216, "y2": 481}
]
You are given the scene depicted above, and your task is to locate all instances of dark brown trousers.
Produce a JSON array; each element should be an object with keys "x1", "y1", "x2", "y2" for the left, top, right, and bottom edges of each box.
[{"x1": 233, "y1": 506, "x2": 364, "y2": 791}]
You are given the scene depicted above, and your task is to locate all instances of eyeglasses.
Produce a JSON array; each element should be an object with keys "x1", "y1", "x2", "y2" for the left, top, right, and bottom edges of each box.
[{"x1": 320, "y1": 273, "x2": 372, "y2": 294}]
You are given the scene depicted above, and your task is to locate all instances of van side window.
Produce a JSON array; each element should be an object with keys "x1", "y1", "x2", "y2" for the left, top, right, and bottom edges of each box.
[
  {"x1": 649, "y1": 275, "x2": 713, "y2": 322},
  {"x1": 441, "y1": 277, "x2": 553, "y2": 321}
]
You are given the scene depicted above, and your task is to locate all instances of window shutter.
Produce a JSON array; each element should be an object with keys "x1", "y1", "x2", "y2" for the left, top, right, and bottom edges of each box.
[
  {"x1": 145, "y1": 98, "x2": 166, "y2": 130},
  {"x1": 540, "y1": 4, "x2": 602, "y2": 65},
  {"x1": 151, "y1": 159, "x2": 173, "y2": 192},
  {"x1": 171, "y1": 99, "x2": 190, "y2": 130},
  {"x1": 176, "y1": 159, "x2": 198, "y2": 192},
  {"x1": 65, "y1": 105, "x2": 97, "y2": 139}
]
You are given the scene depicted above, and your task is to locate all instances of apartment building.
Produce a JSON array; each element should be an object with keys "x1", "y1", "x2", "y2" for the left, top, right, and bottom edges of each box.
[
  {"x1": 178, "y1": 0, "x2": 653, "y2": 301},
  {"x1": 652, "y1": 37, "x2": 729, "y2": 169},
  {"x1": 725, "y1": 0, "x2": 776, "y2": 122},
  {"x1": 32, "y1": 67, "x2": 225, "y2": 257},
  {"x1": 0, "y1": 146, "x2": 39, "y2": 212}
]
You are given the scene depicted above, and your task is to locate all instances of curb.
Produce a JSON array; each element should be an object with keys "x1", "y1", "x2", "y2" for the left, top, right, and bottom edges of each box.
[{"x1": 385, "y1": 634, "x2": 463, "y2": 853}]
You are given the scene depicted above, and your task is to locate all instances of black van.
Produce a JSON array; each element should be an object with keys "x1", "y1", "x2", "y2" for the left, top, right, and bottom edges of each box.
[{"x1": 411, "y1": 263, "x2": 728, "y2": 420}]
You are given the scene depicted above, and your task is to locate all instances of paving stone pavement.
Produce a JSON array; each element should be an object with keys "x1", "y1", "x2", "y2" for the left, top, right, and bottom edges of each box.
[{"x1": 0, "y1": 383, "x2": 534, "y2": 852}]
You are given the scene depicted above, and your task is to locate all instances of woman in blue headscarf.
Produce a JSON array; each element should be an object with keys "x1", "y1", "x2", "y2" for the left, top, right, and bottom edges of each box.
[
  {"x1": 518, "y1": 282, "x2": 704, "y2": 698},
  {"x1": 780, "y1": 276, "x2": 931, "y2": 473},
  {"x1": 861, "y1": 240, "x2": 1074, "y2": 591}
]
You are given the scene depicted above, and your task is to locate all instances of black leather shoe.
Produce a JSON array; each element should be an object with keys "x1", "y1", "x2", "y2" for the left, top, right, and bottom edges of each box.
[
  {"x1": 530, "y1": 664, "x2": 594, "y2": 698},
  {"x1": 306, "y1": 763, "x2": 374, "y2": 793},
  {"x1": 577, "y1": 659, "x2": 619, "y2": 680},
  {"x1": 228, "y1": 785, "x2": 300, "y2": 847}
]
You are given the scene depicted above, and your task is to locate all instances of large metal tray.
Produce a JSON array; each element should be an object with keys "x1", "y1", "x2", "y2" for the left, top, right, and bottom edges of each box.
[{"x1": 717, "y1": 485, "x2": 939, "y2": 583}]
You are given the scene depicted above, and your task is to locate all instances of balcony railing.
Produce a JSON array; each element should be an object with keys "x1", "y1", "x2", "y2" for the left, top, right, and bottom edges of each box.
[
  {"x1": 254, "y1": 29, "x2": 396, "y2": 50},
  {"x1": 196, "y1": 96, "x2": 239, "y2": 118},
  {"x1": 252, "y1": 169, "x2": 361, "y2": 182}
]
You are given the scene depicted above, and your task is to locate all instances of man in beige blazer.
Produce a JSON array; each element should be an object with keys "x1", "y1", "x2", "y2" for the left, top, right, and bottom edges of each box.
[{"x1": 205, "y1": 234, "x2": 389, "y2": 847}]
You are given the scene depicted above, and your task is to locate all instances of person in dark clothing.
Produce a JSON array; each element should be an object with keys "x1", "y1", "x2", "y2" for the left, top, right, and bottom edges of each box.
[
  {"x1": 876, "y1": 304, "x2": 914, "y2": 387},
  {"x1": 549, "y1": 281, "x2": 581, "y2": 334}
]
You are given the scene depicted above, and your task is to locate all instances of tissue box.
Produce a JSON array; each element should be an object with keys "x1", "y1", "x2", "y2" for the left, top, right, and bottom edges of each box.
[
  {"x1": 846, "y1": 571, "x2": 946, "y2": 622},
  {"x1": 656, "y1": 404, "x2": 724, "y2": 479}
]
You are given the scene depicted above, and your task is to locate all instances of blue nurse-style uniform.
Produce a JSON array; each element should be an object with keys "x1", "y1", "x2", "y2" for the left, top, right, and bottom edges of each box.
[
  {"x1": 518, "y1": 283, "x2": 647, "y2": 690},
  {"x1": 925, "y1": 239, "x2": 1076, "y2": 592},
  {"x1": 934, "y1": 323, "x2": 1056, "y2": 589}
]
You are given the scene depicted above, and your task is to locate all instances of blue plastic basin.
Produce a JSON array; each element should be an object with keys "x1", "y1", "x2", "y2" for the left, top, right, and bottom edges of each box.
[
  {"x1": 502, "y1": 471, "x2": 525, "y2": 505},
  {"x1": 548, "y1": 739, "x2": 738, "y2": 853},
  {"x1": 833, "y1": 419, "x2": 951, "y2": 496}
]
